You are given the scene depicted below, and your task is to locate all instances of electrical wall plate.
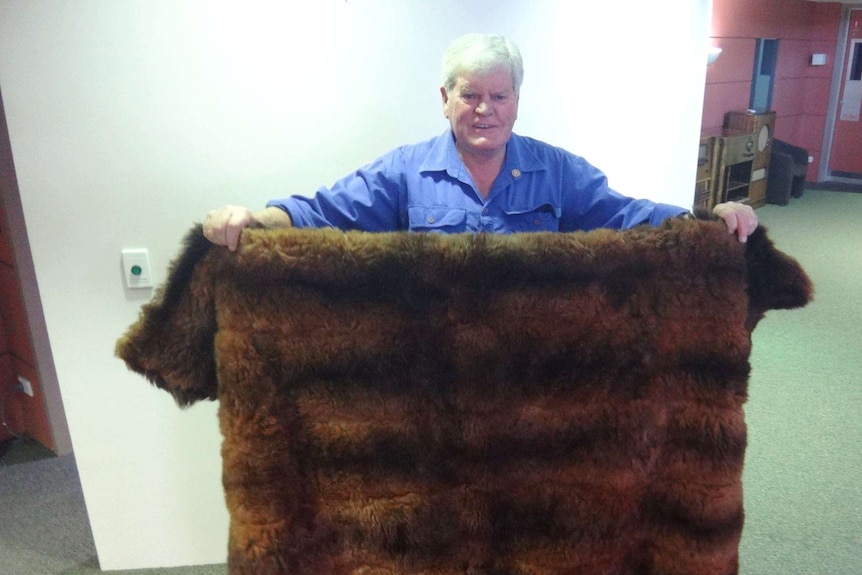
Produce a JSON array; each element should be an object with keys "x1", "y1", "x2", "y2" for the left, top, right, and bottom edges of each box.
[{"x1": 121, "y1": 248, "x2": 153, "y2": 289}]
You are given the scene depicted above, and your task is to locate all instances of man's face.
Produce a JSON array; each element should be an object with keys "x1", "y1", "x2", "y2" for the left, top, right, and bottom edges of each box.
[{"x1": 441, "y1": 68, "x2": 519, "y2": 160}]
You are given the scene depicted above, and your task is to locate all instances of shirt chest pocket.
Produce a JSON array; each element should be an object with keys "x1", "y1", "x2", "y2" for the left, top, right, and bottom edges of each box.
[
  {"x1": 502, "y1": 204, "x2": 561, "y2": 232},
  {"x1": 408, "y1": 206, "x2": 472, "y2": 233}
]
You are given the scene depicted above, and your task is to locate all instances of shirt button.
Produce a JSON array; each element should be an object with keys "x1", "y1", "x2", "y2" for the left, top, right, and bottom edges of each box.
[
  {"x1": 511, "y1": 168, "x2": 521, "y2": 177},
  {"x1": 482, "y1": 208, "x2": 489, "y2": 215},
  {"x1": 534, "y1": 219, "x2": 542, "y2": 226},
  {"x1": 427, "y1": 217, "x2": 435, "y2": 224}
]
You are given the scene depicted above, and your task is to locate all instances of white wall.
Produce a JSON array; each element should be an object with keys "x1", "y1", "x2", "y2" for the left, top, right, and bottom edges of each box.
[{"x1": 0, "y1": 0, "x2": 711, "y2": 569}]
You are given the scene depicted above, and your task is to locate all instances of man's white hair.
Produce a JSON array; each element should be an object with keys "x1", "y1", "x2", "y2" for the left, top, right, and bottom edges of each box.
[{"x1": 440, "y1": 33, "x2": 524, "y2": 95}]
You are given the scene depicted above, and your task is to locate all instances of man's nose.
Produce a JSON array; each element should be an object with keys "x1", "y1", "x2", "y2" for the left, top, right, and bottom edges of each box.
[{"x1": 475, "y1": 98, "x2": 492, "y2": 114}]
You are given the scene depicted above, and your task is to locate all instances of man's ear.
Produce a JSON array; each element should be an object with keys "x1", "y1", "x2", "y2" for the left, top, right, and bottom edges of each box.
[{"x1": 440, "y1": 86, "x2": 450, "y2": 118}]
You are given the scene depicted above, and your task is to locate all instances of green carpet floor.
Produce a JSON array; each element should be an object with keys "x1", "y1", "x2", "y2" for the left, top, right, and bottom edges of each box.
[{"x1": 741, "y1": 189, "x2": 861, "y2": 574}]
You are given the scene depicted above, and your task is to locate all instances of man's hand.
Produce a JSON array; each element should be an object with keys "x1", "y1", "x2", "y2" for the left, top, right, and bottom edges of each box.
[
  {"x1": 713, "y1": 201, "x2": 758, "y2": 243},
  {"x1": 203, "y1": 205, "x2": 256, "y2": 251},
  {"x1": 203, "y1": 205, "x2": 293, "y2": 251}
]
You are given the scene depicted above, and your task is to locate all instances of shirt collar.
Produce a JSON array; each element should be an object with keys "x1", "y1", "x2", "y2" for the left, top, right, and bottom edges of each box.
[{"x1": 419, "y1": 130, "x2": 546, "y2": 177}]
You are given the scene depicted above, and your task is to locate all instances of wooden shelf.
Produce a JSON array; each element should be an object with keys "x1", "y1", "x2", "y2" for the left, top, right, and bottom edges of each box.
[
  {"x1": 694, "y1": 112, "x2": 776, "y2": 210},
  {"x1": 693, "y1": 136, "x2": 716, "y2": 212}
]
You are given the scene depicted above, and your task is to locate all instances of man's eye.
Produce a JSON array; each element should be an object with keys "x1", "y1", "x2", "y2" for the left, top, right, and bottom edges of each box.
[
  {"x1": 494, "y1": 95, "x2": 508, "y2": 101},
  {"x1": 462, "y1": 94, "x2": 477, "y2": 100}
]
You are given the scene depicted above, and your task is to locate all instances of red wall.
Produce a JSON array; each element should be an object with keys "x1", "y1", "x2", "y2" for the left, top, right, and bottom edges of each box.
[
  {"x1": 0, "y1": 162, "x2": 53, "y2": 450},
  {"x1": 703, "y1": 0, "x2": 843, "y2": 180}
]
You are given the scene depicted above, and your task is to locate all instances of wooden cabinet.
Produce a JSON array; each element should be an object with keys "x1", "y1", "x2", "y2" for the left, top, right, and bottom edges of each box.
[
  {"x1": 694, "y1": 111, "x2": 776, "y2": 211},
  {"x1": 694, "y1": 136, "x2": 716, "y2": 212},
  {"x1": 722, "y1": 111, "x2": 776, "y2": 208},
  {"x1": 714, "y1": 134, "x2": 756, "y2": 204}
]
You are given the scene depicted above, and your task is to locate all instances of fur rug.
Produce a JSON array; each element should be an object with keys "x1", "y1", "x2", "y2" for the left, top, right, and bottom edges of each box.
[{"x1": 116, "y1": 219, "x2": 812, "y2": 575}]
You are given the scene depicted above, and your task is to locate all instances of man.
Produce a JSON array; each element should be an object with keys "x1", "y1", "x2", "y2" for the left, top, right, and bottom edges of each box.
[{"x1": 204, "y1": 33, "x2": 757, "y2": 250}]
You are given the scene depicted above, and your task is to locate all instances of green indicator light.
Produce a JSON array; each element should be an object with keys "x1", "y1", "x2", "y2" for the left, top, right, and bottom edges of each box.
[{"x1": 131, "y1": 265, "x2": 142, "y2": 276}]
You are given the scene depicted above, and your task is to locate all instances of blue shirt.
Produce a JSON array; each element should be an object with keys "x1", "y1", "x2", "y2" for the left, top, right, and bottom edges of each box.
[{"x1": 268, "y1": 131, "x2": 687, "y2": 233}]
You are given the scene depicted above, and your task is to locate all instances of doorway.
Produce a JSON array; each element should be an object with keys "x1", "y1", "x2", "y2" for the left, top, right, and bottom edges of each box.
[
  {"x1": 750, "y1": 38, "x2": 779, "y2": 113},
  {"x1": 0, "y1": 88, "x2": 71, "y2": 455},
  {"x1": 824, "y1": 7, "x2": 862, "y2": 182}
]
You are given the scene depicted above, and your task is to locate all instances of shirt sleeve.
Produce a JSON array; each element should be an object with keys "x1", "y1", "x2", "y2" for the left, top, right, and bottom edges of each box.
[
  {"x1": 266, "y1": 150, "x2": 405, "y2": 231},
  {"x1": 559, "y1": 153, "x2": 689, "y2": 232}
]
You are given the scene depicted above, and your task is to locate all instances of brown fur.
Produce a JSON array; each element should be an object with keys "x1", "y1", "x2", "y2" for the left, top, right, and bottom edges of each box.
[{"x1": 116, "y1": 219, "x2": 812, "y2": 574}]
